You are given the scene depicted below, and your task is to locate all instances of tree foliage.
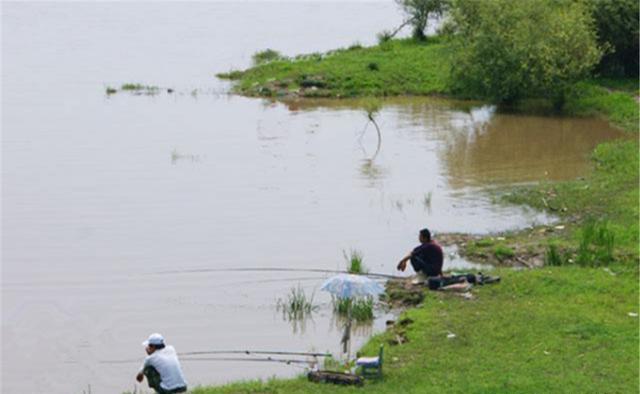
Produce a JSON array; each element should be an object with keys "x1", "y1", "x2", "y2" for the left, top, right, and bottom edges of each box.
[
  {"x1": 587, "y1": 0, "x2": 639, "y2": 77},
  {"x1": 396, "y1": 0, "x2": 448, "y2": 40},
  {"x1": 447, "y1": 0, "x2": 603, "y2": 107}
]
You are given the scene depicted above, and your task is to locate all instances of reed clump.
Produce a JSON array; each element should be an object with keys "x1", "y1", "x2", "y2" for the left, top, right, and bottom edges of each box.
[
  {"x1": 332, "y1": 297, "x2": 374, "y2": 321},
  {"x1": 343, "y1": 249, "x2": 366, "y2": 274},
  {"x1": 277, "y1": 285, "x2": 317, "y2": 320}
]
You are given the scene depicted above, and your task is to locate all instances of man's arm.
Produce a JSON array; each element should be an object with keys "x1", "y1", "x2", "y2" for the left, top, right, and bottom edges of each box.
[
  {"x1": 136, "y1": 357, "x2": 149, "y2": 383},
  {"x1": 397, "y1": 252, "x2": 412, "y2": 271}
]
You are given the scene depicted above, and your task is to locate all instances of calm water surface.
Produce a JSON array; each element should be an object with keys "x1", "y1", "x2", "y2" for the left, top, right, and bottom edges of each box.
[{"x1": 2, "y1": 2, "x2": 623, "y2": 393}]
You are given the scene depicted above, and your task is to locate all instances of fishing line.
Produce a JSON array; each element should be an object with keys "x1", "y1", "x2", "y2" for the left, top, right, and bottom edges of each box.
[{"x1": 151, "y1": 267, "x2": 402, "y2": 280}]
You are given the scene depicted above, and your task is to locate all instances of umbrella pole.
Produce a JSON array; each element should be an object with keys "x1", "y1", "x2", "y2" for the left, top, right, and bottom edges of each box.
[{"x1": 347, "y1": 302, "x2": 352, "y2": 362}]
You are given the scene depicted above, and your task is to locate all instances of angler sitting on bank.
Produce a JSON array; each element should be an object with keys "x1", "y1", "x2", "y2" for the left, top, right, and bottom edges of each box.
[
  {"x1": 397, "y1": 228, "x2": 443, "y2": 284},
  {"x1": 136, "y1": 333, "x2": 187, "y2": 394}
]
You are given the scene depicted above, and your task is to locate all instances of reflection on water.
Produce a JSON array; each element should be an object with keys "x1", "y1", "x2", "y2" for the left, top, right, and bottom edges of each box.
[
  {"x1": 289, "y1": 97, "x2": 623, "y2": 190},
  {"x1": 360, "y1": 158, "x2": 387, "y2": 185},
  {"x1": 442, "y1": 107, "x2": 623, "y2": 188}
]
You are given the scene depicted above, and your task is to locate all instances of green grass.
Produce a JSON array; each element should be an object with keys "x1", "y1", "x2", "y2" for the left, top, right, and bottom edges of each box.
[
  {"x1": 343, "y1": 249, "x2": 366, "y2": 274},
  {"x1": 564, "y1": 80, "x2": 639, "y2": 132},
  {"x1": 576, "y1": 220, "x2": 616, "y2": 267},
  {"x1": 192, "y1": 267, "x2": 638, "y2": 394},
  {"x1": 493, "y1": 245, "x2": 515, "y2": 261},
  {"x1": 217, "y1": 38, "x2": 449, "y2": 98},
  {"x1": 589, "y1": 77, "x2": 639, "y2": 94},
  {"x1": 503, "y1": 139, "x2": 638, "y2": 262},
  {"x1": 544, "y1": 243, "x2": 571, "y2": 267}
]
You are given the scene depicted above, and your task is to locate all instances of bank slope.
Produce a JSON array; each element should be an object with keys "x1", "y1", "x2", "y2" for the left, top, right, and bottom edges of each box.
[{"x1": 191, "y1": 267, "x2": 638, "y2": 394}]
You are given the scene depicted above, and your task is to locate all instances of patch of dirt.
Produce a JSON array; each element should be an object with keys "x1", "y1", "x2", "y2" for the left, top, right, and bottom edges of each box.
[
  {"x1": 384, "y1": 316, "x2": 414, "y2": 346},
  {"x1": 383, "y1": 279, "x2": 425, "y2": 307},
  {"x1": 437, "y1": 224, "x2": 572, "y2": 268}
]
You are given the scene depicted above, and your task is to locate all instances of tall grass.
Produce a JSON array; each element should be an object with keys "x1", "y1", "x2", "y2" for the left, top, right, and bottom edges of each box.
[
  {"x1": 343, "y1": 249, "x2": 366, "y2": 274},
  {"x1": 332, "y1": 297, "x2": 374, "y2": 321},
  {"x1": 544, "y1": 244, "x2": 570, "y2": 266},
  {"x1": 576, "y1": 220, "x2": 616, "y2": 266},
  {"x1": 276, "y1": 285, "x2": 316, "y2": 320}
]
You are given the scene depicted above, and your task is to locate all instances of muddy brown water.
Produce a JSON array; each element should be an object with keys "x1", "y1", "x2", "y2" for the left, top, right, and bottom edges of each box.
[{"x1": 2, "y1": 2, "x2": 624, "y2": 393}]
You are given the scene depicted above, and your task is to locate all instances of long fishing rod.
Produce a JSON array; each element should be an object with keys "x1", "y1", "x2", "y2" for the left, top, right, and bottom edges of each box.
[
  {"x1": 100, "y1": 350, "x2": 332, "y2": 364},
  {"x1": 152, "y1": 267, "x2": 402, "y2": 280},
  {"x1": 180, "y1": 356, "x2": 316, "y2": 365},
  {"x1": 180, "y1": 350, "x2": 331, "y2": 357}
]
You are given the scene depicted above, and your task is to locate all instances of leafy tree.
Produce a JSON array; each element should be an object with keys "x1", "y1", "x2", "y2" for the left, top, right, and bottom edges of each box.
[
  {"x1": 587, "y1": 0, "x2": 639, "y2": 77},
  {"x1": 396, "y1": 0, "x2": 448, "y2": 40},
  {"x1": 448, "y1": 0, "x2": 603, "y2": 108}
]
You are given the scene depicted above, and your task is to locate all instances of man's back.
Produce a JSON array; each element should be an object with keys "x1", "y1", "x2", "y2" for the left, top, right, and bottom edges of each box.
[
  {"x1": 143, "y1": 346, "x2": 187, "y2": 391},
  {"x1": 412, "y1": 241, "x2": 443, "y2": 276}
]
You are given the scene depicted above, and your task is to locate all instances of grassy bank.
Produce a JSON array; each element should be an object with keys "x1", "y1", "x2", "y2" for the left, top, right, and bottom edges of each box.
[
  {"x1": 217, "y1": 38, "x2": 449, "y2": 98},
  {"x1": 193, "y1": 267, "x2": 638, "y2": 394}
]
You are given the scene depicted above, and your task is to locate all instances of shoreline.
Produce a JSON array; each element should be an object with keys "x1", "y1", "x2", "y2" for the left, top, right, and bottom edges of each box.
[{"x1": 183, "y1": 38, "x2": 640, "y2": 394}]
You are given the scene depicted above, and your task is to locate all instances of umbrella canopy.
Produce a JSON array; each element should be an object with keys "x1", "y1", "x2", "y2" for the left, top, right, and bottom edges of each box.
[{"x1": 320, "y1": 274, "x2": 385, "y2": 299}]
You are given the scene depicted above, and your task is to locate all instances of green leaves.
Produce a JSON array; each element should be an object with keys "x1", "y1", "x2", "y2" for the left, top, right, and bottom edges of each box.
[{"x1": 448, "y1": 0, "x2": 603, "y2": 107}]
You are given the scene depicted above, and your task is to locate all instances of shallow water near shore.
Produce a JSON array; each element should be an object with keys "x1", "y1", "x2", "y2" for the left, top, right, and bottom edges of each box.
[{"x1": 1, "y1": 2, "x2": 624, "y2": 393}]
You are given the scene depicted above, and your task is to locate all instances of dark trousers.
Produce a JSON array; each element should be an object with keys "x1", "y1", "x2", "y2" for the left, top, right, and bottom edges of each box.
[
  {"x1": 410, "y1": 256, "x2": 439, "y2": 277},
  {"x1": 144, "y1": 366, "x2": 187, "y2": 394}
]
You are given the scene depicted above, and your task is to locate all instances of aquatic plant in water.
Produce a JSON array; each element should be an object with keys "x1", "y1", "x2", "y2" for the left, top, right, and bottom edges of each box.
[
  {"x1": 343, "y1": 249, "x2": 366, "y2": 274},
  {"x1": 276, "y1": 285, "x2": 317, "y2": 321},
  {"x1": 332, "y1": 296, "x2": 374, "y2": 321}
]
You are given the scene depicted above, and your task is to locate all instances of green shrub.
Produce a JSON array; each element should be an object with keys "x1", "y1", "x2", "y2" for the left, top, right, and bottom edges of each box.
[
  {"x1": 448, "y1": 0, "x2": 603, "y2": 107},
  {"x1": 251, "y1": 49, "x2": 284, "y2": 66}
]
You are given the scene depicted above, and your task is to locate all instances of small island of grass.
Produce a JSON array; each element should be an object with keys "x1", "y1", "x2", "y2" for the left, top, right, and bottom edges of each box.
[{"x1": 217, "y1": 37, "x2": 449, "y2": 99}]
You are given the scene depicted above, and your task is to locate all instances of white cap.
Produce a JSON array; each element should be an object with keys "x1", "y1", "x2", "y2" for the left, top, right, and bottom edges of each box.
[{"x1": 142, "y1": 333, "x2": 164, "y2": 347}]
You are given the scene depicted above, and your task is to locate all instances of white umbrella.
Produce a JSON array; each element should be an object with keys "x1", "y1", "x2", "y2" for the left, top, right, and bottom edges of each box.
[
  {"x1": 320, "y1": 274, "x2": 384, "y2": 359},
  {"x1": 320, "y1": 274, "x2": 384, "y2": 299}
]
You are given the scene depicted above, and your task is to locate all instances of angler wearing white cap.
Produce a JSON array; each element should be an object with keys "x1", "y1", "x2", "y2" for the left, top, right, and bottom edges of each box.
[{"x1": 136, "y1": 333, "x2": 187, "y2": 394}]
